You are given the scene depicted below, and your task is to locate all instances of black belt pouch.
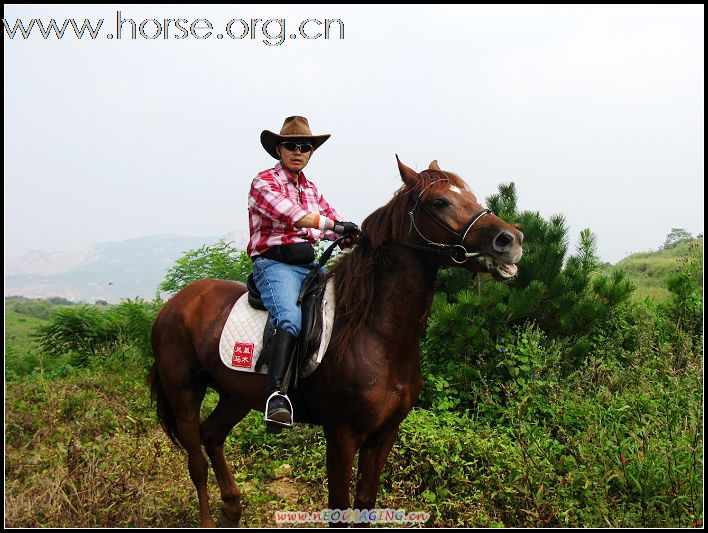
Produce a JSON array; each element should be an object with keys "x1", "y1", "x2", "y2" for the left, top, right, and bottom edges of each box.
[{"x1": 260, "y1": 242, "x2": 315, "y2": 265}]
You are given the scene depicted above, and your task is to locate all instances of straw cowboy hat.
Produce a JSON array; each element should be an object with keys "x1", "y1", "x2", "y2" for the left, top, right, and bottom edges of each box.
[{"x1": 260, "y1": 116, "x2": 331, "y2": 159}]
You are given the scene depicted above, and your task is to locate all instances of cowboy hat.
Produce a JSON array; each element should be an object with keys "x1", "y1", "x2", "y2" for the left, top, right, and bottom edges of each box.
[{"x1": 260, "y1": 116, "x2": 331, "y2": 159}]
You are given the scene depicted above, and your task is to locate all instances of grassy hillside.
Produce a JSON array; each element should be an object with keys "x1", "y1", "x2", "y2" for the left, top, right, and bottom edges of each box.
[
  {"x1": 5, "y1": 309, "x2": 48, "y2": 380},
  {"x1": 597, "y1": 237, "x2": 703, "y2": 301},
  {"x1": 5, "y1": 296, "x2": 74, "y2": 319},
  {"x1": 5, "y1": 297, "x2": 80, "y2": 380}
]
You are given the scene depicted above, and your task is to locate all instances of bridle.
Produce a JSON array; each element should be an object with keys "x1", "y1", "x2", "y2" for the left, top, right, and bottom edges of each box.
[{"x1": 399, "y1": 178, "x2": 492, "y2": 264}]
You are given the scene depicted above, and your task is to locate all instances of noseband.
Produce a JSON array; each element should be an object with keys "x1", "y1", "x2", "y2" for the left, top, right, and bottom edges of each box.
[{"x1": 402, "y1": 179, "x2": 492, "y2": 264}]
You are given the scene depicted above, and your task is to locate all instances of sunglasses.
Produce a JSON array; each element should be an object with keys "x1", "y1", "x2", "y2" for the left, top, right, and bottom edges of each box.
[{"x1": 280, "y1": 141, "x2": 314, "y2": 153}]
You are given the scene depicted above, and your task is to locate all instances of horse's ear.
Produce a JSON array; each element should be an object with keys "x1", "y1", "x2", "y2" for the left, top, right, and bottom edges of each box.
[
  {"x1": 428, "y1": 160, "x2": 441, "y2": 171},
  {"x1": 396, "y1": 154, "x2": 418, "y2": 186}
]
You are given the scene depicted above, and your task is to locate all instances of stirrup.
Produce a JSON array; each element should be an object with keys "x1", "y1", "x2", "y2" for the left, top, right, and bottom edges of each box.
[{"x1": 264, "y1": 391, "x2": 293, "y2": 428}]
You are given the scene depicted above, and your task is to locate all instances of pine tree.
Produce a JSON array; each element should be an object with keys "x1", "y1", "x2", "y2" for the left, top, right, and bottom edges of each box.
[{"x1": 422, "y1": 182, "x2": 636, "y2": 410}]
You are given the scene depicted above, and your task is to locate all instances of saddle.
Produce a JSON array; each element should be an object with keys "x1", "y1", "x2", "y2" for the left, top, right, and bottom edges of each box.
[{"x1": 249, "y1": 238, "x2": 344, "y2": 388}]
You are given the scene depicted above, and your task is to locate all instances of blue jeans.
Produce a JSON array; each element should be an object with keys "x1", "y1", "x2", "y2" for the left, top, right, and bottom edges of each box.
[{"x1": 251, "y1": 257, "x2": 323, "y2": 337}]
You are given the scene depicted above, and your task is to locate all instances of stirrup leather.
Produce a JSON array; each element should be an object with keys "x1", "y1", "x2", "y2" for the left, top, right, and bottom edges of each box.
[{"x1": 264, "y1": 391, "x2": 294, "y2": 428}]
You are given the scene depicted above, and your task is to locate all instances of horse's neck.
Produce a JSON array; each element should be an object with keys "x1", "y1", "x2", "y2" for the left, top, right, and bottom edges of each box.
[{"x1": 373, "y1": 248, "x2": 438, "y2": 344}]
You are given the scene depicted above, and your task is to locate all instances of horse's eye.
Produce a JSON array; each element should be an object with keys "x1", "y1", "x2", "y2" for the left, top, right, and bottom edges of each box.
[{"x1": 432, "y1": 198, "x2": 449, "y2": 209}]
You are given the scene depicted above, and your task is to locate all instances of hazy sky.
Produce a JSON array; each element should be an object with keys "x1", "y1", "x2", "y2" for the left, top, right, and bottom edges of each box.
[{"x1": 4, "y1": 4, "x2": 704, "y2": 264}]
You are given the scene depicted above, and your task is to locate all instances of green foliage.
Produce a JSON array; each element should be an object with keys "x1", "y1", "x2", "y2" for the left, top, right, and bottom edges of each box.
[
  {"x1": 5, "y1": 309, "x2": 46, "y2": 380},
  {"x1": 48, "y1": 296, "x2": 74, "y2": 305},
  {"x1": 487, "y1": 182, "x2": 519, "y2": 223},
  {"x1": 421, "y1": 181, "x2": 702, "y2": 433},
  {"x1": 158, "y1": 240, "x2": 252, "y2": 294},
  {"x1": 392, "y1": 346, "x2": 702, "y2": 528},
  {"x1": 5, "y1": 297, "x2": 74, "y2": 320},
  {"x1": 663, "y1": 227, "x2": 693, "y2": 249},
  {"x1": 111, "y1": 298, "x2": 164, "y2": 359},
  {"x1": 423, "y1": 182, "x2": 636, "y2": 403},
  {"x1": 33, "y1": 299, "x2": 162, "y2": 372},
  {"x1": 415, "y1": 312, "x2": 702, "y2": 527},
  {"x1": 414, "y1": 183, "x2": 703, "y2": 526},
  {"x1": 596, "y1": 237, "x2": 703, "y2": 301},
  {"x1": 35, "y1": 306, "x2": 123, "y2": 367},
  {"x1": 664, "y1": 240, "x2": 703, "y2": 337},
  {"x1": 648, "y1": 240, "x2": 704, "y2": 370},
  {"x1": 576, "y1": 228, "x2": 600, "y2": 272},
  {"x1": 5, "y1": 336, "x2": 701, "y2": 527}
]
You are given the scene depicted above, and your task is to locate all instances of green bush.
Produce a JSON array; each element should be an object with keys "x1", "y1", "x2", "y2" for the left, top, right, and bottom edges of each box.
[
  {"x1": 414, "y1": 183, "x2": 702, "y2": 526},
  {"x1": 35, "y1": 306, "x2": 123, "y2": 366},
  {"x1": 388, "y1": 409, "x2": 520, "y2": 527},
  {"x1": 664, "y1": 240, "x2": 702, "y2": 338},
  {"x1": 110, "y1": 298, "x2": 163, "y2": 360},
  {"x1": 6, "y1": 298, "x2": 56, "y2": 320},
  {"x1": 395, "y1": 342, "x2": 702, "y2": 527},
  {"x1": 34, "y1": 299, "x2": 162, "y2": 369},
  {"x1": 159, "y1": 240, "x2": 252, "y2": 294}
]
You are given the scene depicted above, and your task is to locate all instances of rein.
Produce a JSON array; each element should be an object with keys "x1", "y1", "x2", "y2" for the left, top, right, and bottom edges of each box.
[{"x1": 399, "y1": 178, "x2": 492, "y2": 264}]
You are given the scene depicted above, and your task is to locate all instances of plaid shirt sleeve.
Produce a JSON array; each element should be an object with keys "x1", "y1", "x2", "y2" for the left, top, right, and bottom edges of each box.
[
  {"x1": 249, "y1": 172, "x2": 309, "y2": 227},
  {"x1": 316, "y1": 188, "x2": 344, "y2": 241}
]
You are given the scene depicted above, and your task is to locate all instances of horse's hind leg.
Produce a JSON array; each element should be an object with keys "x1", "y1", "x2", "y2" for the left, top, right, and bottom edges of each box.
[
  {"x1": 163, "y1": 374, "x2": 215, "y2": 527},
  {"x1": 200, "y1": 396, "x2": 250, "y2": 526}
]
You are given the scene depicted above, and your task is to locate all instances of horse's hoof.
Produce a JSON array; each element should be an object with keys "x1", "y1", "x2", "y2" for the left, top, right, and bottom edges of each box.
[{"x1": 221, "y1": 505, "x2": 242, "y2": 527}]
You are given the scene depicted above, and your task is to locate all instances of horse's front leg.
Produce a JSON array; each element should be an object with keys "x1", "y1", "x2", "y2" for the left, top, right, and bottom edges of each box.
[
  {"x1": 352, "y1": 424, "x2": 400, "y2": 520},
  {"x1": 324, "y1": 425, "x2": 361, "y2": 524}
]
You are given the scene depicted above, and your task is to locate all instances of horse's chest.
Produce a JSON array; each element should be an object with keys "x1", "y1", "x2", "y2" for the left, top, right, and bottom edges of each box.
[{"x1": 355, "y1": 378, "x2": 419, "y2": 427}]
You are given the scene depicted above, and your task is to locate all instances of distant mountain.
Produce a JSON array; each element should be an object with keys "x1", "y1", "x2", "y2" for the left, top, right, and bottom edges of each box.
[
  {"x1": 4, "y1": 232, "x2": 249, "y2": 303},
  {"x1": 8, "y1": 234, "x2": 700, "y2": 304}
]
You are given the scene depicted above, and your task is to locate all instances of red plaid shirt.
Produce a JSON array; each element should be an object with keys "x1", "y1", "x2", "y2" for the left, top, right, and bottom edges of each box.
[{"x1": 247, "y1": 163, "x2": 342, "y2": 258}]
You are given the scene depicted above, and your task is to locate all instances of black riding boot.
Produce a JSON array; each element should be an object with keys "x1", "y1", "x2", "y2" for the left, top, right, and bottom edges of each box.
[{"x1": 264, "y1": 328, "x2": 297, "y2": 429}]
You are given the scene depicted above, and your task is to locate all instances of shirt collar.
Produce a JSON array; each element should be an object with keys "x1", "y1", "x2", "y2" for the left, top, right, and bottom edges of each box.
[{"x1": 275, "y1": 162, "x2": 307, "y2": 187}]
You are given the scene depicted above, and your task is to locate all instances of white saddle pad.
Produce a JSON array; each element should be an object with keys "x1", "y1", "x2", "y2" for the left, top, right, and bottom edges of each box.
[{"x1": 219, "y1": 278, "x2": 335, "y2": 378}]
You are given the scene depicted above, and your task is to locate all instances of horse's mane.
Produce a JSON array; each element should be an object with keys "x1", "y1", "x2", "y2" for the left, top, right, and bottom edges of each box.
[{"x1": 328, "y1": 169, "x2": 467, "y2": 361}]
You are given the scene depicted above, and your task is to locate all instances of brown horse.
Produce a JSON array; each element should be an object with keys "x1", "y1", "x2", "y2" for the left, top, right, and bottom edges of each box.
[{"x1": 149, "y1": 157, "x2": 523, "y2": 527}]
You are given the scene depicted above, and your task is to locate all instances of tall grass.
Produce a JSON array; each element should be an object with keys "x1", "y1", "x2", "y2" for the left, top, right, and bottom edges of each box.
[{"x1": 33, "y1": 298, "x2": 161, "y2": 369}]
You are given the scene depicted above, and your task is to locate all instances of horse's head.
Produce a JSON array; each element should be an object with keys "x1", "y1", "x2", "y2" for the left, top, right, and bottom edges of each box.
[{"x1": 396, "y1": 156, "x2": 523, "y2": 279}]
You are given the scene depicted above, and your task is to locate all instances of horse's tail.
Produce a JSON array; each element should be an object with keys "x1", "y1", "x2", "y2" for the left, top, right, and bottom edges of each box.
[{"x1": 148, "y1": 362, "x2": 182, "y2": 448}]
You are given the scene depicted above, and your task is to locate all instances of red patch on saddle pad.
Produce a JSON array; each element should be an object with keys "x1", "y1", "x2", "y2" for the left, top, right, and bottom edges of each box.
[{"x1": 231, "y1": 342, "x2": 254, "y2": 368}]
